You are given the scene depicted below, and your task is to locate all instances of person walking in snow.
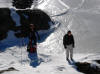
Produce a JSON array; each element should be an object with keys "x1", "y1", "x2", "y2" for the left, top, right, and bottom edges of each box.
[
  {"x1": 27, "y1": 24, "x2": 40, "y2": 67},
  {"x1": 63, "y1": 30, "x2": 75, "y2": 61},
  {"x1": 27, "y1": 24, "x2": 40, "y2": 53}
]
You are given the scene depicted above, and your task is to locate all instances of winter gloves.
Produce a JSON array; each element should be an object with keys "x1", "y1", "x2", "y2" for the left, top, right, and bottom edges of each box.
[
  {"x1": 72, "y1": 44, "x2": 75, "y2": 48},
  {"x1": 64, "y1": 45, "x2": 67, "y2": 49}
]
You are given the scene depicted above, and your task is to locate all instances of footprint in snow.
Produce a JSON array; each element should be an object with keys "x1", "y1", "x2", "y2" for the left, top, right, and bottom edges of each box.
[{"x1": 56, "y1": 66, "x2": 66, "y2": 71}]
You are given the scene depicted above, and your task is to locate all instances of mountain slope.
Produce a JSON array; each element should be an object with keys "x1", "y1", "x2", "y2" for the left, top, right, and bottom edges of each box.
[{"x1": 0, "y1": 0, "x2": 100, "y2": 74}]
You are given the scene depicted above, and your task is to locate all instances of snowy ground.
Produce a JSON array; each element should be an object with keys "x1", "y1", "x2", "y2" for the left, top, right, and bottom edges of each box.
[
  {"x1": 0, "y1": 45, "x2": 100, "y2": 74},
  {"x1": 0, "y1": 0, "x2": 100, "y2": 74}
]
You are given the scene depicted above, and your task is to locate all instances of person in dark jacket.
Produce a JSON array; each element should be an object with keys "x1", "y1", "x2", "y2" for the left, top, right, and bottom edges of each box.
[
  {"x1": 28, "y1": 24, "x2": 40, "y2": 45},
  {"x1": 63, "y1": 30, "x2": 75, "y2": 61},
  {"x1": 27, "y1": 24, "x2": 40, "y2": 53},
  {"x1": 28, "y1": 24, "x2": 40, "y2": 67}
]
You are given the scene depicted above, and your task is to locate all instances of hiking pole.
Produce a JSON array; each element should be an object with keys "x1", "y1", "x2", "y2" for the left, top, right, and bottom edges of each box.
[
  {"x1": 21, "y1": 37, "x2": 25, "y2": 65},
  {"x1": 22, "y1": 37, "x2": 27, "y2": 66},
  {"x1": 23, "y1": 37, "x2": 27, "y2": 65},
  {"x1": 21, "y1": 38, "x2": 23, "y2": 65}
]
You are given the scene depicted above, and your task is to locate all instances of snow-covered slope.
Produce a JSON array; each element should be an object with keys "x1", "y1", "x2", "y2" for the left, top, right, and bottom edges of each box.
[
  {"x1": 37, "y1": 0, "x2": 100, "y2": 53},
  {"x1": 0, "y1": 0, "x2": 100, "y2": 74},
  {"x1": 0, "y1": 0, "x2": 12, "y2": 8}
]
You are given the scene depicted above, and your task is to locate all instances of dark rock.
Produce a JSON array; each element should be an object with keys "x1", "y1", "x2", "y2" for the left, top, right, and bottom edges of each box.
[
  {"x1": 0, "y1": 67, "x2": 18, "y2": 74},
  {"x1": 95, "y1": 60, "x2": 100, "y2": 64},
  {"x1": 0, "y1": 8, "x2": 16, "y2": 40},
  {"x1": 14, "y1": 9, "x2": 51, "y2": 38},
  {"x1": 75, "y1": 62, "x2": 100, "y2": 74},
  {"x1": 0, "y1": 33, "x2": 8, "y2": 40},
  {"x1": 16, "y1": 9, "x2": 51, "y2": 30},
  {"x1": 8, "y1": 67, "x2": 18, "y2": 71},
  {"x1": 0, "y1": 8, "x2": 52, "y2": 40},
  {"x1": 12, "y1": 0, "x2": 34, "y2": 9}
]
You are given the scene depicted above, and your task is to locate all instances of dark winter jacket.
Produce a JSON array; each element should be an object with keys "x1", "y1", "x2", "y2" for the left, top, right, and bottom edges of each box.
[
  {"x1": 28, "y1": 29, "x2": 40, "y2": 45},
  {"x1": 63, "y1": 34, "x2": 75, "y2": 48}
]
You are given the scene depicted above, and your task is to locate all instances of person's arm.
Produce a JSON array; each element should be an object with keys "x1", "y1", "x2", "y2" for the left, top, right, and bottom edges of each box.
[
  {"x1": 63, "y1": 34, "x2": 67, "y2": 48},
  {"x1": 72, "y1": 35, "x2": 75, "y2": 48},
  {"x1": 28, "y1": 32, "x2": 31, "y2": 39},
  {"x1": 28, "y1": 28, "x2": 31, "y2": 39},
  {"x1": 35, "y1": 31, "x2": 40, "y2": 40},
  {"x1": 28, "y1": 32, "x2": 32, "y2": 42}
]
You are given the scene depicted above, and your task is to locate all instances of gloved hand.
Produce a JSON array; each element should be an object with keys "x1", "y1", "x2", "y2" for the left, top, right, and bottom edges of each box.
[
  {"x1": 64, "y1": 45, "x2": 67, "y2": 49},
  {"x1": 38, "y1": 37, "x2": 41, "y2": 41},
  {"x1": 72, "y1": 44, "x2": 75, "y2": 48}
]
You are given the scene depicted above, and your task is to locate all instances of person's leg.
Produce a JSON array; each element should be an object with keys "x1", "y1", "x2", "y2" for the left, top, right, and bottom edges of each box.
[
  {"x1": 28, "y1": 52, "x2": 39, "y2": 67},
  {"x1": 69, "y1": 45, "x2": 73, "y2": 60},
  {"x1": 33, "y1": 38, "x2": 37, "y2": 45},
  {"x1": 66, "y1": 45, "x2": 70, "y2": 60}
]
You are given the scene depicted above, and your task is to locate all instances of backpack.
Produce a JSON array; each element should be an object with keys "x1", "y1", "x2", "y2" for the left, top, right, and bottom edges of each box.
[{"x1": 27, "y1": 40, "x2": 37, "y2": 53}]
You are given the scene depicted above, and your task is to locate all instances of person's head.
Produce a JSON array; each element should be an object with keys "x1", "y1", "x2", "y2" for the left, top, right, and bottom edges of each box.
[
  {"x1": 67, "y1": 30, "x2": 72, "y2": 36},
  {"x1": 30, "y1": 24, "x2": 35, "y2": 29}
]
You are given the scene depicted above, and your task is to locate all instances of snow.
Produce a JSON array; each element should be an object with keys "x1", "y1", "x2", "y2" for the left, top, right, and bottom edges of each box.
[
  {"x1": 0, "y1": 0, "x2": 100, "y2": 74},
  {"x1": 0, "y1": 0, "x2": 12, "y2": 8},
  {"x1": 0, "y1": 46, "x2": 84, "y2": 74}
]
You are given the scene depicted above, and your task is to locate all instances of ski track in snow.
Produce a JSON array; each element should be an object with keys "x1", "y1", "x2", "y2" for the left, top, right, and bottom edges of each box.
[
  {"x1": 38, "y1": 0, "x2": 70, "y2": 17},
  {"x1": 38, "y1": 0, "x2": 45, "y2": 5},
  {"x1": 37, "y1": 0, "x2": 51, "y2": 9},
  {"x1": 50, "y1": 0, "x2": 70, "y2": 17},
  {"x1": 73, "y1": 0, "x2": 85, "y2": 10},
  {"x1": 58, "y1": 0, "x2": 70, "y2": 9}
]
